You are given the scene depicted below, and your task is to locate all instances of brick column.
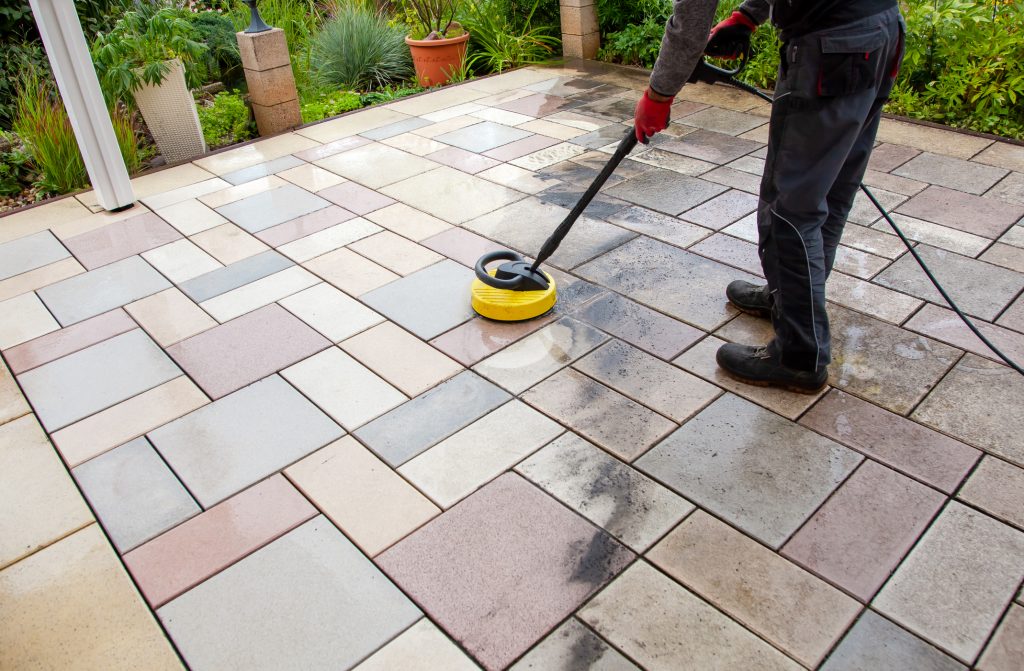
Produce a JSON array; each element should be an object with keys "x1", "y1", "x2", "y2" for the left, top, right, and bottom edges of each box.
[
  {"x1": 237, "y1": 28, "x2": 302, "y2": 136},
  {"x1": 560, "y1": 0, "x2": 600, "y2": 59}
]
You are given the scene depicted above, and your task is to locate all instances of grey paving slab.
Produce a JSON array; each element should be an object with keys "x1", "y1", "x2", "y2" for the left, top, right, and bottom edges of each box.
[
  {"x1": 987, "y1": 170, "x2": 1024, "y2": 206},
  {"x1": 359, "y1": 259, "x2": 475, "y2": 340},
  {"x1": 517, "y1": 432, "x2": 693, "y2": 551},
  {"x1": 873, "y1": 502, "x2": 1024, "y2": 664},
  {"x1": 568, "y1": 124, "x2": 636, "y2": 149},
  {"x1": 577, "y1": 236, "x2": 760, "y2": 330},
  {"x1": 573, "y1": 291, "x2": 704, "y2": 360},
  {"x1": 72, "y1": 437, "x2": 199, "y2": 552},
  {"x1": 636, "y1": 394, "x2": 862, "y2": 548},
  {"x1": 355, "y1": 371, "x2": 511, "y2": 467},
  {"x1": 17, "y1": 329, "x2": 181, "y2": 431},
  {"x1": 360, "y1": 116, "x2": 432, "y2": 140},
  {"x1": 0, "y1": 231, "x2": 70, "y2": 281},
  {"x1": 510, "y1": 618, "x2": 640, "y2": 671},
  {"x1": 896, "y1": 185, "x2": 1024, "y2": 239},
  {"x1": 679, "y1": 107, "x2": 767, "y2": 136},
  {"x1": 874, "y1": 245, "x2": 1024, "y2": 321},
  {"x1": 536, "y1": 183, "x2": 629, "y2": 220},
  {"x1": 605, "y1": 205, "x2": 712, "y2": 248},
  {"x1": 436, "y1": 121, "x2": 532, "y2": 153},
  {"x1": 605, "y1": 169, "x2": 728, "y2": 216},
  {"x1": 178, "y1": 250, "x2": 292, "y2": 303},
  {"x1": 680, "y1": 189, "x2": 759, "y2": 229},
  {"x1": 958, "y1": 456, "x2": 1024, "y2": 530},
  {"x1": 820, "y1": 610, "x2": 967, "y2": 671},
  {"x1": 158, "y1": 516, "x2": 420, "y2": 671},
  {"x1": 220, "y1": 155, "x2": 307, "y2": 186},
  {"x1": 894, "y1": 152, "x2": 1008, "y2": 195},
  {"x1": 658, "y1": 129, "x2": 763, "y2": 164},
  {"x1": 215, "y1": 183, "x2": 331, "y2": 233},
  {"x1": 149, "y1": 376, "x2": 343, "y2": 507},
  {"x1": 36, "y1": 255, "x2": 171, "y2": 326}
]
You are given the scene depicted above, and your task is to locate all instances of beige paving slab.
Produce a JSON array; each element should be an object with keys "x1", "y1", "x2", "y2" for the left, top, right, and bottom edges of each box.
[
  {"x1": 295, "y1": 107, "x2": 413, "y2": 143},
  {"x1": 380, "y1": 166, "x2": 525, "y2": 225},
  {"x1": 139, "y1": 177, "x2": 232, "y2": 211},
  {"x1": 958, "y1": 456, "x2": 1024, "y2": 530},
  {"x1": 874, "y1": 502, "x2": 1024, "y2": 663},
  {"x1": 0, "y1": 197, "x2": 91, "y2": 244},
  {"x1": 649, "y1": 511, "x2": 861, "y2": 667},
  {"x1": 190, "y1": 223, "x2": 270, "y2": 265},
  {"x1": 381, "y1": 132, "x2": 448, "y2": 156},
  {"x1": 411, "y1": 115, "x2": 479, "y2": 139},
  {"x1": 509, "y1": 142, "x2": 589, "y2": 170},
  {"x1": 385, "y1": 85, "x2": 488, "y2": 116},
  {"x1": 50, "y1": 203, "x2": 155, "y2": 241},
  {"x1": 348, "y1": 231, "x2": 444, "y2": 276},
  {"x1": 51, "y1": 376, "x2": 208, "y2": 467},
  {"x1": 277, "y1": 163, "x2": 346, "y2": 192},
  {"x1": 277, "y1": 218, "x2": 382, "y2": 263},
  {"x1": 199, "y1": 266, "x2": 319, "y2": 323},
  {"x1": 354, "y1": 618, "x2": 478, "y2": 671},
  {"x1": 126, "y1": 288, "x2": 217, "y2": 347},
  {"x1": 279, "y1": 283, "x2": 383, "y2": 342},
  {"x1": 516, "y1": 118, "x2": 588, "y2": 140},
  {"x1": 192, "y1": 133, "x2": 319, "y2": 175},
  {"x1": 876, "y1": 118, "x2": 992, "y2": 159},
  {"x1": 399, "y1": 400, "x2": 562, "y2": 508},
  {"x1": 0, "y1": 524, "x2": 183, "y2": 670},
  {"x1": 282, "y1": 347, "x2": 406, "y2": 430},
  {"x1": 579, "y1": 561, "x2": 801, "y2": 671},
  {"x1": 0, "y1": 292, "x2": 59, "y2": 349},
  {"x1": 0, "y1": 257, "x2": 85, "y2": 303},
  {"x1": 977, "y1": 604, "x2": 1024, "y2": 671},
  {"x1": 316, "y1": 144, "x2": 438, "y2": 190},
  {"x1": 155, "y1": 199, "x2": 227, "y2": 236},
  {"x1": 141, "y1": 239, "x2": 222, "y2": 284},
  {"x1": 286, "y1": 436, "x2": 440, "y2": 556},
  {"x1": 304, "y1": 247, "x2": 400, "y2": 296},
  {"x1": 0, "y1": 415, "x2": 93, "y2": 569},
  {"x1": 972, "y1": 141, "x2": 1024, "y2": 173},
  {"x1": 342, "y1": 322, "x2": 462, "y2": 397},
  {"x1": 0, "y1": 361, "x2": 30, "y2": 426},
  {"x1": 478, "y1": 163, "x2": 559, "y2": 194},
  {"x1": 129, "y1": 163, "x2": 221, "y2": 202},
  {"x1": 826, "y1": 271, "x2": 924, "y2": 324},
  {"x1": 197, "y1": 175, "x2": 287, "y2": 208},
  {"x1": 364, "y1": 203, "x2": 452, "y2": 241}
]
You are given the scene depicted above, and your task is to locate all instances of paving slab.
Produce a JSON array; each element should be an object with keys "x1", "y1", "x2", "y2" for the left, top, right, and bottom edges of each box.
[
  {"x1": 958, "y1": 456, "x2": 1024, "y2": 530},
  {"x1": 0, "y1": 292, "x2": 59, "y2": 349},
  {"x1": 315, "y1": 143, "x2": 437, "y2": 189},
  {"x1": 0, "y1": 230, "x2": 70, "y2": 281},
  {"x1": 573, "y1": 291, "x2": 704, "y2": 360},
  {"x1": 37, "y1": 255, "x2": 171, "y2": 326},
  {"x1": 278, "y1": 282, "x2": 382, "y2": 342},
  {"x1": 604, "y1": 169, "x2": 727, "y2": 216},
  {"x1": 605, "y1": 205, "x2": 712, "y2": 249},
  {"x1": 680, "y1": 189, "x2": 759, "y2": 229},
  {"x1": 658, "y1": 128, "x2": 763, "y2": 164},
  {"x1": 896, "y1": 185, "x2": 1024, "y2": 239},
  {"x1": 429, "y1": 314, "x2": 555, "y2": 367},
  {"x1": 342, "y1": 321, "x2": 461, "y2": 396},
  {"x1": 868, "y1": 143, "x2": 921, "y2": 172},
  {"x1": 219, "y1": 155, "x2": 308, "y2": 186},
  {"x1": 141, "y1": 239, "x2": 222, "y2": 283},
  {"x1": 153, "y1": 199, "x2": 228, "y2": 236},
  {"x1": 190, "y1": 223, "x2": 270, "y2": 265},
  {"x1": 894, "y1": 152, "x2": 1008, "y2": 195},
  {"x1": 0, "y1": 256, "x2": 84, "y2": 303},
  {"x1": 304, "y1": 246, "x2": 399, "y2": 296},
  {"x1": 126, "y1": 288, "x2": 217, "y2": 347},
  {"x1": 176, "y1": 250, "x2": 291, "y2": 303},
  {"x1": 148, "y1": 375, "x2": 343, "y2": 507},
  {"x1": 905, "y1": 303, "x2": 1024, "y2": 364},
  {"x1": 381, "y1": 166, "x2": 525, "y2": 224},
  {"x1": 358, "y1": 260, "x2": 474, "y2": 339},
  {"x1": 376, "y1": 473, "x2": 634, "y2": 671},
  {"x1": 354, "y1": 619, "x2": 479, "y2": 671},
  {"x1": 820, "y1": 610, "x2": 966, "y2": 671},
  {"x1": 977, "y1": 604, "x2": 1024, "y2": 671},
  {"x1": 825, "y1": 271, "x2": 923, "y2": 324},
  {"x1": 216, "y1": 183, "x2": 331, "y2": 233},
  {"x1": 874, "y1": 212, "x2": 991, "y2": 256},
  {"x1": 511, "y1": 617, "x2": 639, "y2": 670}
]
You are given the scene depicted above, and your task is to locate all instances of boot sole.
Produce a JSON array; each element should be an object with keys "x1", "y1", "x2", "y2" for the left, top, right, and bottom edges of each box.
[
  {"x1": 719, "y1": 365, "x2": 827, "y2": 395},
  {"x1": 727, "y1": 300, "x2": 771, "y2": 319}
]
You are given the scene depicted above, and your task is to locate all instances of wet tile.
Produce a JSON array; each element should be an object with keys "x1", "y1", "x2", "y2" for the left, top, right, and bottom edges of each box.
[
  {"x1": 801, "y1": 389, "x2": 980, "y2": 493},
  {"x1": 605, "y1": 169, "x2": 727, "y2": 216},
  {"x1": 509, "y1": 142, "x2": 589, "y2": 171},
  {"x1": 578, "y1": 236, "x2": 759, "y2": 330},
  {"x1": 193, "y1": 133, "x2": 318, "y2": 174},
  {"x1": 0, "y1": 256, "x2": 84, "y2": 303},
  {"x1": 381, "y1": 166, "x2": 524, "y2": 224},
  {"x1": 355, "y1": 371, "x2": 510, "y2": 467},
  {"x1": 510, "y1": 618, "x2": 640, "y2": 671},
  {"x1": 638, "y1": 394, "x2": 862, "y2": 547},
  {"x1": 977, "y1": 604, "x2": 1024, "y2": 671},
  {"x1": 630, "y1": 147, "x2": 717, "y2": 175},
  {"x1": 292, "y1": 135, "x2": 370, "y2": 161},
  {"x1": 868, "y1": 143, "x2": 921, "y2": 172},
  {"x1": 981, "y1": 241, "x2": 1024, "y2": 272},
  {"x1": 828, "y1": 306, "x2": 961, "y2": 415},
  {"x1": 0, "y1": 525, "x2": 182, "y2": 670},
  {"x1": 254, "y1": 205, "x2": 356, "y2": 247},
  {"x1": 141, "y1": 239, "x2": 222, "y2": 283},
  {"x1": 197, "y1": 175, "x2": 286, "y2": 209},
  {"x1": 277, "y1": 218, "x2": 381, "y2": 262},
  {"x1": 126, "y1": 288, "x2": 216, "y2": 347},
  {"x1": 873, "y1": 502, "x2": 1024, "y2": 663},
  {"x1": 987, "y1": 171, "x2": 1024, "y2": 206},
  {"x1": 875, "y1": 245, "x2": 1024, "y2": 320},
  {"x1": 841, "y1": 221, "x2": 909, "y2": 258},
  {"x1": 304, "y1": 246, "x2": 399, "y2": 295},
  {"x1": 680, "y1": 189, "x2": 759, "y2": 229},
  {"x1": 359, "y1": 260, "x2": 475, "y2": 339},
  {"x1": 167, "y1": 304, "x2": 328, "y2": 399},
  {"x1": 377, "y1": 473, "x2": 633, "y2": 671},
  {"x1": 220, "y1": 155, "x2": 305, "y2": 185},
  {"x1": 316, "y1": 143, "x2": 437, "y2": 189},
  {"x1": 51, "y1": 376, "x2": 208, "y2": 468},
  {"x1": 997, "y1": 293, "x2": 1024, "y2": 332},
  {"x1": 190, "y1": 223, "x2": 271, "y2": 265},
  {"x1": 364, "y1": 202, "x2": 452, "y2": 241},
  {"x1": 0, "y1": 292, "x2": 59, "y2": 349},
  {"x1": 783, "y1": 460, "x2": 945, "y2": 600},
  {"x1": 73, "y1": 437, "x2": 198, "y2": 552},
  {"x1": 423, "y1": 146, "x2": 499, "y2": 175},
  {"x1": 523, "y1": 368, "x2": 676, "y2": 462},
  {"x1": 473, "y1": 316, "x2": 608, "y2": 394},
  {"x1": 435, "y1": 120, "x2": 532, "y2": 153},
  {"x1": 178, "y1": 250, "x2": 291, "y2": 303},
  {"x1": 215, "y1": 184, "x2": 331, "y2": 234},
  {"x1": 894, "y1": 152, "x2": 1007, "y2": 195},
  {"x1": 360, "y1": 116, "x2": 433, "y2": 140},
  {"x1": 0, "y1": 230, "x2": 70, "y2": 281},
  {"x1": 318, "y1": 179, "x2": 398, "y2": 215},
  {"x1": 848, "y1": 186, "x2": 907, "y2": 226},
  {"x1": 154, "y1": 198, "x2": 228, "y2": 236},
  {"x1": 905, "y1": 303, "x2": 1024, "y2": 364},
  {"x1": 826, "y1": 271, "x2": 923, "y2": 323},
  {"x1": 411, "y1": 115, "x2": 479, "y2": 139},
  {"x1": 429, "y1": 314, "x2": 555, "y2": 367},
  {"x1": 690, "y1": 232, "x2": 762, "y2": 275},
  {"x1": 400, "y1": 401, "x2": 562, "y2": 508},
  {"x1": 658, "y1": 128, "x2": 763, "y2": 164},
  {"x1": 18, "y1": 329, "x2": 180, "y2": 431},
  {"x1": 0, "y1": 415, "x2": 92, "y2": 569},
  {"x1": 579, "y1": 561, "x2": 800, "y2": 671},
  {"x1": 36, "y1": 255, "x2": 171, "y2": 326},
  {"x1": 286, "y1": 437, "x2": 438, "y2": 556},
  {"x1": 355, "y1": 619, "x2": 479, "y2": 671},
  {"x1": 348, "y1": 230, "x2": 443, "y2": 275},
  {"x1": 573, "y1": 291, "x2": 702, "y2": 360},
  {"x1": 421, "y1": 227, "x2": 508, "y2": 268},
  {"x1": 158, "y1": 517, "x2": 420, "y2": 670},
  {"x1": 3, "y1": 312, "x2": 132, "y2": 377},
  {"x1": 896, "y1": 186, "x2": 1024, "y2": 239},
  {"x1": 199, "y1": 266, "x2": 319, "y2": 322},
  {"x1": 605, "y1": 205, "x2": 711, "y2": 248},
  {"x1": 863, "y1": 168, "x2": 929, "y2": 196},
  {"x1": 149, "y1": 376, "x2": 343, "y2": 507},
  {"x1": 482, "y1": 133, "x2": 560, "y2": 161},
  {"x1": 342, "y1": 321, "x2": 461, "y2": 396},
  {"x1": 275, "y1": 163, "x2": 346, "y2": 192},
  {"x1": 831, "y1": 245, "x2": 890, "y2": 279},
  {"x1": 821, "y1": 610, "x2": 966, "y2": 671},
  {"x1": 959, "y1": 456, "x2": 1024, "y2": 530},
  {"x1": 279, "y1": 282, "x2": 382, "y2": 342},
  {"x1": 470, "y1": 106, "x2": 534, "y2": 126},
  {"x1": 700, "y1": 165, "x2": 762, "y2": 193}
]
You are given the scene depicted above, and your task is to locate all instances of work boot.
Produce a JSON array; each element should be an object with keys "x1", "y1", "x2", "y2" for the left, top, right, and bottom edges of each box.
[
  {"x1": 726, "y1": 280, "x2": 771, "y2": 318},
  {"x1": 716, "y1": 342, "x2": 827, "y2": 394}
]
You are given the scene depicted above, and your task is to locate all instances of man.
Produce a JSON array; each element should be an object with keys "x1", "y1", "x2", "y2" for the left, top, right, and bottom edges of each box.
[{"x1": 634, "y1": 0, "x2": 904, "y2": 393}]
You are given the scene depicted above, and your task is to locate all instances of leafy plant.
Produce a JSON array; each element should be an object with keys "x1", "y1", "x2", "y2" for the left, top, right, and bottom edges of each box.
[
  {"x1": 0, "y1": 134, "x2": 32, "y2": 197},
  {"x1": 0, "y1": 42, "x2": 50, "y2": 130},
  {"x1": 310, "y1": 4, "x2": 413, "y2": 90},
  {"x1": 405, "y1": 0, "x2": 465, "y2": 39},
  {"x1": 595, "y1": 0, "x2": 670, "y2": 35},
  {"x1": 300, "y1": 90, "x2": 363, "y2": 123},
  {"x1": 462, "y1": 0, "x2": 560, "y2": 73},
  {"x1": 358, "y1": 85, "x2": 424, "y2": 106},
  {"x1": 598, "y1": 17, "x2": 664, "y2": 68},
  {"x1": 111, "y1": 107, "x2": 142, "y2": 176},
  {"x1": 91, "y1": 5, "x2": 208, "y2": 105},
  {"x1": 189, "y1": 11, "x2": 243, "y2": 85},
  {"x1": 197, "y1": 91, "x2": 255, "y2": 148},
  {"x1": 228, "y1": 0, "x2": 325, "y2": 51}
]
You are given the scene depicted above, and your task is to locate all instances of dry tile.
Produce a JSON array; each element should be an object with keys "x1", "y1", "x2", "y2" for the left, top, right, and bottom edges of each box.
[
  {"x1": 126, "y1": 288, "x2": 217, "y2": 346},
  {"x1": 0, "y1": 360, "x2": 30, "y2": 426},
  {"x1": 276, "y1": 163, "x2": 346, "y2": 192},
  {"x1": 141, "y1": 239, "x2": 222, "y2": 283},
  {"x1": 304, "y1": 246, "x2": 400, "y2": 296},
  {"x1": 905, "y1": 303, "x2": 1024, "y2": 365},
  {"x1": 358, "y1": 259, "x2": 476, "y2": 339},
  {"x1": 278, "y1": 282, "x2": 383, "y2": 342},
  {"x1": 826, "y1": 271, "x2": 923, "y2": 323},
  {"x1": 354, "y1": 619, "x2": 479, "y2": 671},
  {"x1": 190, "y1": 223, "x2": 270, "y2": 265},
  {"x1": 342, "y1": 321, "x2": 462, "y2": 397},
  {"x1": 380, "y1": 166, "x2": 525, "y2": 224},
  {"x1": 255, "y1": 205, "x2": 357, "y2": 247},
  {"x1": 0, "y1": 292, "x2": 59, "y2": 349},
  {"x1": 348, "y1": 230, "x2": 444, "y2": 275},
  {"x1": 958, "y1": 456, "x2": 1024, "y2": 530},
  {"x1": 364, "y1": 202, "x2": 452, "y2": 241},
  {"x1": 821, "y1": 610, "x2": 967, "y2": 671},
  {"x1": 276, "y1": 218, "x2": 381, "y2": 262},
  {"x1": 977, "y1": 605, "x2": 1024, "y2": 671},
  {"x1": 510, "y1": 618, "x2": 640, "y2": 671},
  {"x1": 0, "y1": 256, "x2": 84, "y2": 303},
  {"x1": 3, "y1": 308, "x2": 135, "y2": 374},
  {"x1": 0, "y1": 230, "x2": 69, "y2": 281},
  {"x1": 155, "y1": 199, "x2": 227, "y2": 236},
  {"x1": 199, "y1": 265, "x2": 320, "y2": 322}
]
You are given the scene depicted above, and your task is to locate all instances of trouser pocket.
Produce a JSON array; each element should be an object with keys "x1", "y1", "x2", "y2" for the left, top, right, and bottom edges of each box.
[{"x1": 817, "y1": 29, "x2": 886, "y2": 97}]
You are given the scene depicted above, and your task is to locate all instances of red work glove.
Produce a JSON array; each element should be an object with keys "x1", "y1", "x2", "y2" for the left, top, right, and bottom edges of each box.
[
  {"x1": 706, "y1": 10, "x2": 757, "y2": 59},
  {"x1": 634, "y1": 88, "x2": 674, "y2": 144}
]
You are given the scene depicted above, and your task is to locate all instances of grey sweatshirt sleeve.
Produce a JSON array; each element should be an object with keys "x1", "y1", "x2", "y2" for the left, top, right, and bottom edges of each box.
[{"x1": 649, "y1": 0, "x2": 770, "y2": 97}]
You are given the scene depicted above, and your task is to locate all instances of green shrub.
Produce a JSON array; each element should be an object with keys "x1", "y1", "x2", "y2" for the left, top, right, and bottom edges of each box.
[
  {"x1": 598, "y1": 18, "x2": 665, "y2": 68},
  {"x1": 0, "y1": 42, "x2": 49, "y2": 130},
  {"x1": 197, "y1": 92, "x2": 255, "y2": 149},
  {"x1": 595, "y1": 0, "x2": 670, "y2": 35},
  {"x1": 310, "y1": 5, "x2": 413, "y2": 90},
  {"x1": 0, "y1": 134, "x2": 32, "y2": 197},
  {"x1": 358, "y1": 85, "x2": 424, "y2": 106},
  {"x1": 229, "y1": 0, "x2": 324, "y2": 51},
  {"x1": 463, "y1": 0, "x2": 560, "y2": 73},
  {"x1": 300, "y1": 89, "x2": 363, "y2": 123},
  {"x1": 189, "y1": 11, "x2": 243, "y2": 85}
]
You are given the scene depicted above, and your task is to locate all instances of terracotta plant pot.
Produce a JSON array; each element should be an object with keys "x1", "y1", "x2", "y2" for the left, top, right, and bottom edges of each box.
[{"x1": 405, "y1": 32, "x2": 470, "y2": 88}]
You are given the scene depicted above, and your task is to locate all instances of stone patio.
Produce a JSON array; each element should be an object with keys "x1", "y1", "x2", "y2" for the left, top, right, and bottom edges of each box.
[{"x1": 2, "y1": 60, "x2": 1023, "y2": 670}]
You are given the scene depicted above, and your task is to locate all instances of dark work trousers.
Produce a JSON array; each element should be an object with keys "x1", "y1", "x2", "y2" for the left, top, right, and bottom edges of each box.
[{"x1": 757, "y1": 6, "x2": 905, "y2": 371}]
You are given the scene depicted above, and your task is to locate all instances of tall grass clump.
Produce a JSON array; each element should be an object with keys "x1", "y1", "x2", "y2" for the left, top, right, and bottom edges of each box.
[
  {"x1": 463, "y1": 0, "x2": 560, "y2": 73},
  {"x1": 310, "y1": 5, "x2": 413, "y2": 90}
]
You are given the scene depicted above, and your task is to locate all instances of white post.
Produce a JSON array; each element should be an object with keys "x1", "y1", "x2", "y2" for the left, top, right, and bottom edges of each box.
[{"x1": 29, "y1": 0, "x2": 134, "y2": 211}]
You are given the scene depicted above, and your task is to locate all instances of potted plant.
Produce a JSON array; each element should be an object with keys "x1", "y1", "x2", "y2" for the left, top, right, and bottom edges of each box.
[
  {"x1": 405, "y1": 0, "x2": 470, "y2": 87},
  {"x1": 91, "y1": 6, "x2": 209, "y2": 163}
]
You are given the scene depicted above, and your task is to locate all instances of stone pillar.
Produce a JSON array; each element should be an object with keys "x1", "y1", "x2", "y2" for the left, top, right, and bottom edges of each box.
[
  {"x1": 237, "y1": 28, "x2": 302, "y2": 136},
  {"x1": 560, "y1": 0, "x2": 600, "y2": 60}
]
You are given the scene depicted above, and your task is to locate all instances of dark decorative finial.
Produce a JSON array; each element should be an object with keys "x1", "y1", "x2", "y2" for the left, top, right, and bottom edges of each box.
[{"x1": 243, "y1": 0, "x2": 272, "y2": 33}]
